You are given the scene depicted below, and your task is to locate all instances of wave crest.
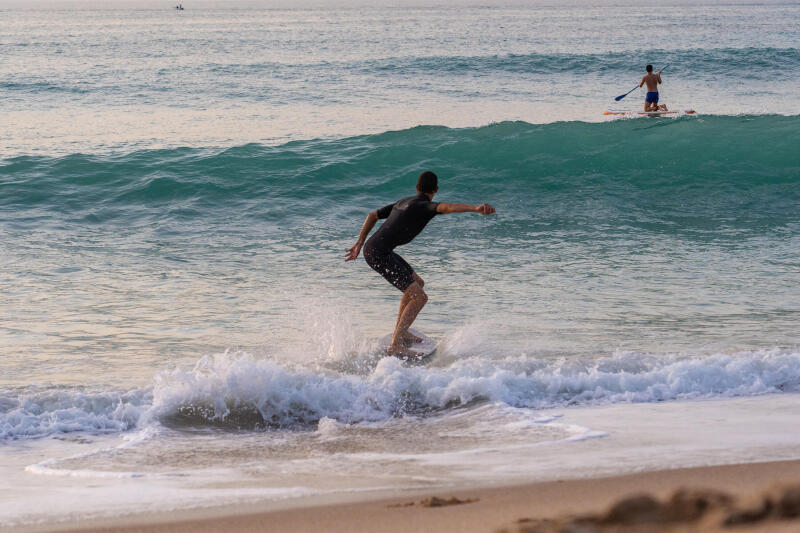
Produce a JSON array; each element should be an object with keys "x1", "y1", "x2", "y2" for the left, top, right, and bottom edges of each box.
[
  {"x1": 3, "y1": 346, "x2": 799, "y2": 440},
  {"x1": 146, "y1": 347, "x2": 800, "y2": 430}
]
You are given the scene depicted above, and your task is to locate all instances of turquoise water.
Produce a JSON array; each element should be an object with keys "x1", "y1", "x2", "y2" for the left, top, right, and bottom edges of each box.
[
  {"x1": 1, "y1": 0, "x2": 799, "y2": 527},
  {"x1": 3, "y1": 115, "x2": 798, "y2": 386}
]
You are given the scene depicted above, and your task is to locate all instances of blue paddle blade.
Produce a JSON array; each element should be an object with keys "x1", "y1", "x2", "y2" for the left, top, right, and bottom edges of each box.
[{"x1": 615, "y1": 86, "x2": 638, "y2": 101}]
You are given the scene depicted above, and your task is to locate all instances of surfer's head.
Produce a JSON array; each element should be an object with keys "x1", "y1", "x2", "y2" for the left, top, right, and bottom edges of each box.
[
  {"x1": 417, "y1": 171, "x2": 438, "y2": 195},
  {"x1": 646, "y1": 64, "x2": 653, "y2": 73}
]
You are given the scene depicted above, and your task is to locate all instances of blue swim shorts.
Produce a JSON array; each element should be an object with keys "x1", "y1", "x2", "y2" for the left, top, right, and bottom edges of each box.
[{"x1": 645, "y1": 91, "x2": 659, "y2": 104}]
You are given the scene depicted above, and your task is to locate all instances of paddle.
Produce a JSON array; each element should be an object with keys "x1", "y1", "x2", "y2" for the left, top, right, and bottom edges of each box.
[{"x1": 614, "y1": 64, "x2": 669, "y2": 102}]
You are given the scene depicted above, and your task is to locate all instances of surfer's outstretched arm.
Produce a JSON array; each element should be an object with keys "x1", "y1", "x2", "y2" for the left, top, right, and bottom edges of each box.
[
  {"x1": 437, "y1": 203, "x2": 495, "y2": 215},
  {"x1": 345, "y1": 210, "x2": 378, "y2": 261}
]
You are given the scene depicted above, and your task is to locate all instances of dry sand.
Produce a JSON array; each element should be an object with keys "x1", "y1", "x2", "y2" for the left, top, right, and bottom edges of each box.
[{"x1": 24, "y1": 459, "x2": 800, "y2": 533}]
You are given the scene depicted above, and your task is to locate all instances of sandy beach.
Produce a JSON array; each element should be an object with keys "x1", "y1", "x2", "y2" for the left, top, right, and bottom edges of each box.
[{"x1": 20, "y1": 459, "x2": 800, "y2": 533}]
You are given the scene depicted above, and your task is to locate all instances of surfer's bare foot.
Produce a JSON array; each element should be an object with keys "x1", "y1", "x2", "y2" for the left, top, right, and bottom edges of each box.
[
  {"x1": 387, "y1": 345, "x2": 422, "y2": 359},
  {"x1": 400, "y1": 332, "x2": 423, "y2": 345}
]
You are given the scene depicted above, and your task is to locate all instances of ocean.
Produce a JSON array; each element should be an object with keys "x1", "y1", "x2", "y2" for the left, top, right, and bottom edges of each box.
[{"x1": 1, "y1": 0, "x2": 799, "y2": 527}]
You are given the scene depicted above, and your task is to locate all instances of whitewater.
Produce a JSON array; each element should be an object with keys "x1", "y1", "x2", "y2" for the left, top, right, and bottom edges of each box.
[{"x1": 1, "y1": 0, "x2": 800, "y2": 528}]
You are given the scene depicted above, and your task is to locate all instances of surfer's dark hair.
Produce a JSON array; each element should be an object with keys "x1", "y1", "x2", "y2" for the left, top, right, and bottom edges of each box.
[
  {"x1": 417, "y1": 171, "x2": 438, "y2": 194},
  {"x1": 646, "y1": 64, "x2": 653, "y2": 72}
]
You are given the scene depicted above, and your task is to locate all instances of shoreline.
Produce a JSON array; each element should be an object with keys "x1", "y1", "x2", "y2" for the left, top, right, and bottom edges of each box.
[{"x1": 21, "y1": 459, "x2": 800, "y2": 533}]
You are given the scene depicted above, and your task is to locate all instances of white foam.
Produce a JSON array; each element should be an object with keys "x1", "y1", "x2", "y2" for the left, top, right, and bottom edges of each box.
[
  {"x1": 157, "y1": 344, "x2": 796, "y2": 421},
  {"x1": 0, "y1": 387, "x2": 148, "y2": 441},
  {"x1": 25, "y1": 458, "x2": 147, "y2": 479},
  {"x1": 316, "y1": 416, "x2": 348, "y2": 437},
  {"x1": 561, "y1": 424, "x2": 610, "y2": 442},
  {"x1": 117, "y1": 426, "x2": 160, "y2": 448},
  {"x1": 25, "y1": 427, "x2": 164, "y2": 479},
  {"x1": 4, "y1": 345, "x2": 800, "y2": 440}
]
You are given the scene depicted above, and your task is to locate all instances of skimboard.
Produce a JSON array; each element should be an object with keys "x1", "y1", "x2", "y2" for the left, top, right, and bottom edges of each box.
[
  {"x1": 604, "y1": 109, "x2": 696, "y2": 117},
  {"x1": 378, "y1": 328, "x2": 438, "y2": 365}
]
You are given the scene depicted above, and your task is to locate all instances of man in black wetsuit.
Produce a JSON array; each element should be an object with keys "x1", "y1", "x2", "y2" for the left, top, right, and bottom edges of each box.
[{"x1": 345, "y1": 171, "x2": 495, "y2": 358}]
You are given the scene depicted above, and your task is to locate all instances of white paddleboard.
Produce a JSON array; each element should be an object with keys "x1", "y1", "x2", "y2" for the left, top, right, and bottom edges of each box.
[{"x1": 377, "y1": 328, "x2": 438, "y2": 365}]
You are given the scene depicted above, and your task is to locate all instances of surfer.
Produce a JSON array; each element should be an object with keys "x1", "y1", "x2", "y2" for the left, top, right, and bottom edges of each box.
[
  {"x1": 639, "y1": 64, "x2": 663, "y2": 112},
  {"x1": 345, "y1": 171, "x2": 495, "y2": 358}
]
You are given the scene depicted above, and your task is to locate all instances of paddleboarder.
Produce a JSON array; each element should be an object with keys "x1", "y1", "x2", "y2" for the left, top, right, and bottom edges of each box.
[
  {"x1": 639, "y1": 64, "x2": 664, "y2": 112},
  {"x1": 345, "y1": 171, "x2": 495, "y2": 358}
]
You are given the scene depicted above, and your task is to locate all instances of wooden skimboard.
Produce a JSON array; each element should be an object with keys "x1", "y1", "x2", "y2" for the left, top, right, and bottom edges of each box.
[{"x1": 377, "y1": 328, "x2": 438, "y2": 365}]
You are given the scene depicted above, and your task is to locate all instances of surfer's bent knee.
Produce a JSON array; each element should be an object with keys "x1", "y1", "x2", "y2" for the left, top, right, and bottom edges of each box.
[
  {"x1": 412, "y1": 272, "x2": 425, "y2": 288},
  {"x1": 404, "y1": 281, "x2": 428, "y2": 302}
]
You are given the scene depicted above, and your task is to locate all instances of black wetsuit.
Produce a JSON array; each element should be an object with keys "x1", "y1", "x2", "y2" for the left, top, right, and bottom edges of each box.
[{"x1": 363, "y1": 193, "x2": 439, "y2": 291}]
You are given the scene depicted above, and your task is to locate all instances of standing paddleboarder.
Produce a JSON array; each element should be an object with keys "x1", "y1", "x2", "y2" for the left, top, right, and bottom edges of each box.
[{"x1": 345, "y1": 171, "x2": 495, "y2": 358}]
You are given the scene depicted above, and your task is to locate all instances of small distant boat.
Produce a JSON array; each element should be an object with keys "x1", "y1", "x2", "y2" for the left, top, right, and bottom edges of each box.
[{"x1": 175, "y1": 3, "x2": 184, "y2": 10}]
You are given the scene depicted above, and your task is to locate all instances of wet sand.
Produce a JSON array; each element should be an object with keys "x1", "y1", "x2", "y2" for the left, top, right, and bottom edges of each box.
[{"x1": 24, "y1": 459, "x2": 800, "y2": 533}]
